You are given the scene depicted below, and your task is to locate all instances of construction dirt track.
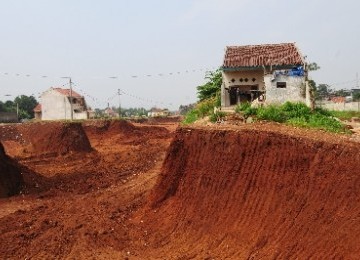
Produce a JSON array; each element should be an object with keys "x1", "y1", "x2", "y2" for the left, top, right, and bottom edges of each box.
[{"x1": 1, "y1": 119, "x2": 360, "y2": 259}]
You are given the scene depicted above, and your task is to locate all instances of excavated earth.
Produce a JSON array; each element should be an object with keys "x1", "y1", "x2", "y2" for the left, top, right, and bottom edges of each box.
[{"x1": 1, "y1": 119, "x2": 360, "y2": 259}]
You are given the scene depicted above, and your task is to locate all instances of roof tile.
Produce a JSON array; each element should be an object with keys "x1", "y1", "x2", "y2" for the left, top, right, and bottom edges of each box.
[{"x1": 222, "y1": 43, "x2": 304, "y2": 68}]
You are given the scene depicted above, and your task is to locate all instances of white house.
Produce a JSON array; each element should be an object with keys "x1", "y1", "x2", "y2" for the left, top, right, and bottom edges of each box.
[
  {"x1": 147, "y1": 107, "x2": 170, "y2": 117},
  {"x1": 37, "y1": 87, "x2": 89, "y2": 120},
  {"x1": 221, "y1": 43, "x2": 310, "y2": 108}
]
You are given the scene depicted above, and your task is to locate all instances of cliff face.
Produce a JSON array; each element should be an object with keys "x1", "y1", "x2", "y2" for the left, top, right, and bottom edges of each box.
[{"x1": 145, "y1": 127, "x2": 360, "y2": 259}]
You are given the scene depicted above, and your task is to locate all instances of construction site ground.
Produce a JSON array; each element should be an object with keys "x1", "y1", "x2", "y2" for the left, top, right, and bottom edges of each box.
[{"x1": 1, "y1": 118, "x2": 360, "y2": 259}]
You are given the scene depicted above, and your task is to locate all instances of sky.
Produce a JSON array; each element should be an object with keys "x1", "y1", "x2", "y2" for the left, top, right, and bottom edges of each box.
[{"x1": 0, "y1": 0, "x2": 359, "y2": 110}]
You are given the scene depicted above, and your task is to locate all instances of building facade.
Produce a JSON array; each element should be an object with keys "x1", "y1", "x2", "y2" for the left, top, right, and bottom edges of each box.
[
  {"x1": 37, "y1": 88, "x2": 88, "y2": 120},
  {"x1": 221, "y1": 43, "x2": 310, "y2": 108}
]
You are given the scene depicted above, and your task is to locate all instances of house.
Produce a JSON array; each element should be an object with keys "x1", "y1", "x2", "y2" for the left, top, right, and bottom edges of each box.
[
  {"x1": 147, "y1": 107, "x2": 170, "y2": 117},
  {"x1": 103, "y1": 107, "x2": 119, "y2": 118},
  {"x1": 221, "y1": 43, "x2": 310, "y2": 108},
  {"x1": 36, "y1": 87, "x2": 89, "y2": 120}
]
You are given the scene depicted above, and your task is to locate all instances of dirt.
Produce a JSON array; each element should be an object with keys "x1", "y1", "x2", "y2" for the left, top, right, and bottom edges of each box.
[
  {"x1": 0, "y1": 122, "x2": 92, "y2": 158},
  {"x1": 1, "y1": 120, "x2": 360, "y2": 259}
]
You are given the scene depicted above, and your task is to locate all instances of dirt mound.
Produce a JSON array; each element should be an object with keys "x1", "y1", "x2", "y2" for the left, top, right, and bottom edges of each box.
[
  {"x1": 83, "y1": 120, "x2": 170, "y2": 146},
  {"x1": 1, "y1": 122, "x2": 92, "y2": 157},
  {"x1": 141, "y1": 127, "x2": 360, "y2": 259},
  {"x1": 0, "y1": 142, "x2": 23, "y2": 198}
]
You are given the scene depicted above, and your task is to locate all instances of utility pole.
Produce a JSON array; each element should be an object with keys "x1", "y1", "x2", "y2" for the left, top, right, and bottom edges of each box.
[
  {"x1": 356, "y1": 72, "x2": 359, "y2": 88},
  {"x1": 61, "y1": 76, "x2": 73, "y2": 120},
  {"x1": 118, "y1": 89, "x2": 122, "y2": 118},
  {"x1": 69, "y1": 77, "x2": 73, "y2": 120}
]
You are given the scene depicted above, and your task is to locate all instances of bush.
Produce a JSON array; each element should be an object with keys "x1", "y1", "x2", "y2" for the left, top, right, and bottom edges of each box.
[
  {"x1": 257, "y1": 105, "x2": 286, "y2": 123},
  {"x1": 282, "y1": 102, "x2": 311, "y2": 119},
  {"x1": 183, "y1": 109, "x2": 198, "y2": 124},
  {"x1": 235, "y1": 102, "x2": 251, "y2": 113},
  {"x1": 209, "y1": 111, "x2": 226, "y2": 123},
  {"x1": 236, "y1": 101, "x2": 348, "y2": 133},
  {"x1": 182, "y1": 97, "x2": 218, "y2": 124}
]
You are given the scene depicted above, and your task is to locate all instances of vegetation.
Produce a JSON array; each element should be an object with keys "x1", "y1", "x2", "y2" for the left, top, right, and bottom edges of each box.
[
  {"x1": 196, "y1": 69, "x2": 222, "y2": 101},
  {"x1": 183, "y1": 69, "x2": 223, "y2": 124},
  {"x1": 183, "y1": 97, "x2": 220, "y2": 124},
  {"x1": 330, "y1": 110, "x2": 360, "y2": 121},
  {"x1": 0, "y1": 95, "x2": 38, "y2": 119},
  {"x1": 236, "y1": 101, "x2": 348, "y2": 133}
]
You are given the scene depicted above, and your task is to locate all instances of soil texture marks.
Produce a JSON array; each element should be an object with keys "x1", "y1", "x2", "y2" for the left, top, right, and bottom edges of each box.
[
  {"x1": 140, "y1": 127, "x2": 360, "y2": 259},
  {"x1": 1, "y1": 122, "x2": 92, "y2": 158}
]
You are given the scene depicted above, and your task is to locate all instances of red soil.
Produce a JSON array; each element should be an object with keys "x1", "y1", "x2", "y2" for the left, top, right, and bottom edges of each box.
[
  {"x1": 1, "y1": 121, "x2": 360, "y2": 259},
  {"x1": 139, "y1": 127, "x2": 360, "y2": 259},
  {"x1": 0, "y1": 122, "x2": 92, "y2": 158}
]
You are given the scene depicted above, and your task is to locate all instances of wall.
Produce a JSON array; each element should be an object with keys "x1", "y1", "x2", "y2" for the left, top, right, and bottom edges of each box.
[
  {"x1": 317, "y1": 101, "x2": 360, "y2": 111},
  {"x1": 0, "y1": 112, "x2": 18, "y2": 123},
  {"x1": 41, "y1": 90, "x2": 88, "y2": 120},
  {"x1": 221, "y1": 70, "x2": 307, "y2": 107},
  {"x1": 264, "y1": 74, "x2": 306, "y2": 104},
  {"x1": 221, "y1": 70, "x2": 264, "y2": 107}
]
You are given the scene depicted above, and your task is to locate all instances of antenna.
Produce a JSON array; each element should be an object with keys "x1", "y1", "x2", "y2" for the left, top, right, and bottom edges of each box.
[{"x1": 356, "y1": 72, "x2": 359, "y2": 88}]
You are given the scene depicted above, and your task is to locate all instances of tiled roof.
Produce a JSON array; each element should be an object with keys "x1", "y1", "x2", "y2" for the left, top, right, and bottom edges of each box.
[
  {"x1": 33, "y1": 104, "x2": 42, "y2": 112},
  {"x1": 53, "y1": 88, "x2": 82, "y2": 98},
  {"x1": 222, "y1": 43, "x2": 304, "y2": 68}
]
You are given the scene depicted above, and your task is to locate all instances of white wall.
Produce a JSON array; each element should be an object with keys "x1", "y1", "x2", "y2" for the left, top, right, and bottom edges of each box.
[
  {"x1": 264, "y1": 75, "x2": 306, "y2": 104},
  {"x1": 41, "y1": 89, "x2": 88, "y2": 120},
  {"x1": 317, "y1": 101, "x2": 360, "y2": 111}
]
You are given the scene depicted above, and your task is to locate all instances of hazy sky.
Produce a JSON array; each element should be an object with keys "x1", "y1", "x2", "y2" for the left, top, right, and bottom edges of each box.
[{"x1": 0, "y1": 0, "x2": 359, "y2": 110}]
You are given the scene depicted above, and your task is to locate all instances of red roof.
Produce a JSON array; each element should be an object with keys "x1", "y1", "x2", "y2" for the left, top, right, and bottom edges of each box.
[
  {"x1": 33, "y1": 104, "x2": 42, "y2": 112},
  {"x1": 53, "y1": 88, "x2": 82, "y2": 98},
  {"x1": 222, "y1": 43, "x2": 304, "y2": 68}
]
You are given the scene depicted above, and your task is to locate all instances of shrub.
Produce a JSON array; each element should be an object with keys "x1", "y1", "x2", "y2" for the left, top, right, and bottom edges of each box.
[
  {"x1": 282, "y1": 102, "x2": 311, "y2": 119},
  {"x1": 235, "y1": 102, "x2": 251, "y2": 113},
  {"x1": 257, "y1": 105, "x2": 286, "y2": 123},
  {"x1": 209, "y1": 111, "x2": 226, "y2": 123},
  {"x1": 183, "y1": 109, "x2": 198, "y2": 124}
]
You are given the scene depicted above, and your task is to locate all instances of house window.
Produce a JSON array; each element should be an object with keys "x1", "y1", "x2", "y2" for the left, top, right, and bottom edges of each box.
[{"x1": 277, "y1": 82, "x2": 286, "y2": 88}]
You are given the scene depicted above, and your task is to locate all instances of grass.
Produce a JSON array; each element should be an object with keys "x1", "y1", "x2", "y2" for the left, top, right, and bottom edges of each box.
[
  {"x1": 329, "y1": 110, "x2": 360, "y2": 121},
  {"x1": 236, "y1": 101, "x2": 349, "y2": 133},
  {"x1": 183, "y1": 96, "x2": 222, "y2": 125}
]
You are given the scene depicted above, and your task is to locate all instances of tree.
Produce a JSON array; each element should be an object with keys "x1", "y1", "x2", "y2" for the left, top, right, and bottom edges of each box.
[
  {"x1": 196, "y1": 69, "x2": 222, "y2": 101},
  {"x1": 353, "y1": 92, "x2": 360, "y2": 102},
  {"x1": 316, "y1": 84, "x2": 332, "y2": 100},
  {"x1": 307, "y1": 62, "x2": 321, "y2": 71},
  {"x1": 14, "y1": 95, "x2": 38, "y2": 119}
]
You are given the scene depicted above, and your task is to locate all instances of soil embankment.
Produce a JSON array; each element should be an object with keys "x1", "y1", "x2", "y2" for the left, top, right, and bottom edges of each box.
[
  {"x1": 140, "y1": 127, "x2": 360, "y2": 259},
  {"x1": 0, "y1": 122, "x2": 92, "y2": 158},
  {"x1": 0, "y1": 142, "x2": 22, "y2": 198}
]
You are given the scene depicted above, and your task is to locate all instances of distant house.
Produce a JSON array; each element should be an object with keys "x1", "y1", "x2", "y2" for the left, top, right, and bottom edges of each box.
[
  {"x1": 103, "y1": 107, "x2": 119, "y2": 118},
  {"x1": 36, "y1": 87, "x2": 89, "y2": 120},
  {"x1": 221, "y1": 43, "x2": 310, "y2": 108},
  {"x1": 147, "y1": 107, "x2": 170, "y2": 117}
]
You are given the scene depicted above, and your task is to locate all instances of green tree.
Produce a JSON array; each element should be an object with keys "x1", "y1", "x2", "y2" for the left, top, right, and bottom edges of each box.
[
  {"x1": 316, "y1": 84, "x2": 332, "y2": 100},
  {"x1": 14, "y1": 95, "x2": 38, "y2": 119},
  {"x1": 353, "y1": 92, "x2": 360, "y2": 101},
  {"x1": 307, "y1": 62, "x2": 321, "y2": 71},
  {"x1": 196, "y1": 69, "x2": 222, "y2": 102}
]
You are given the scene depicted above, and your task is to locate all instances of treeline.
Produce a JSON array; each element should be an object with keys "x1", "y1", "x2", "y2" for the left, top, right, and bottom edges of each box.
[{"x1": 0, "y1": 95, "x2": 38, "y2": 119}]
